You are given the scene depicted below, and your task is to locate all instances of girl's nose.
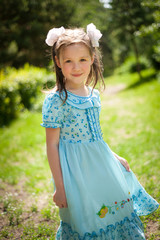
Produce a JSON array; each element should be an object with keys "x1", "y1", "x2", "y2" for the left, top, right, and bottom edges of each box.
[{"x1": 73, "y1": 62, "x2": 80, "y2": 71}]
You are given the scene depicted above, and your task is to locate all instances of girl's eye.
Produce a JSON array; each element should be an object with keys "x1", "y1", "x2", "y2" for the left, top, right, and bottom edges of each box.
[
  {"x1": 65, "y1": 60, "x2": 71, "y2": 63},
  {"x1": 80, "y1": 59, "x2": 86, "y2": 62}
]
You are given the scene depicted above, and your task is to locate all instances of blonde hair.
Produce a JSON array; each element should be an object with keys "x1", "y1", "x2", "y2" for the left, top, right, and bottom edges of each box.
[{"x1": 51, "y1": 28, "x2": 105, "y2": 102}]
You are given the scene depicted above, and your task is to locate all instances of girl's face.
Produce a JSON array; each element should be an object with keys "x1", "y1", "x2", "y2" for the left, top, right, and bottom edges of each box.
[{"x1": 55, "y1": 43, "x2": 94, "y2": 89}]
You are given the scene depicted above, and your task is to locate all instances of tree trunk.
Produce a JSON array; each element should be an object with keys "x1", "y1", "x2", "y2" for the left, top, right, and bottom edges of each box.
[
  {"x1": 124, "y1": 0, "x2": 142, "y2": 80},
  {"x1": 131, "y1": 37, "x2": 142, "y2": 80}
]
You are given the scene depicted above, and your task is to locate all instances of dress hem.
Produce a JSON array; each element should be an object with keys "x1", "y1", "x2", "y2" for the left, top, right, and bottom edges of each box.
[
  {"x1": 56, "y1": 211, "x2": 145, "y2": 240},
  {"x1": 56, "y1": 188, "x2": 159, "y2": 240}
]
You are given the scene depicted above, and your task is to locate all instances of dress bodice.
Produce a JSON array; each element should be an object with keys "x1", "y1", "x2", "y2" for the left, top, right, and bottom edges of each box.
[{"x1": 41, "y1": 87, "x2": 103, "y2": 143}]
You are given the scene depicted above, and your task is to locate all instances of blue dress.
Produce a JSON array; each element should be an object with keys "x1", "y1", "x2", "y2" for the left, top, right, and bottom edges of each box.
[{"x1": 41, "y1": 87, "x2": 159, "y2": 240}]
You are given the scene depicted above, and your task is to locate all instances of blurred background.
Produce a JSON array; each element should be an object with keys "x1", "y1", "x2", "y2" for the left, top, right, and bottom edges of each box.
[
  {"x1": 0, "y1": 0, "x2": 159, "y2": 73},
  {"x1": 0, "y1": 0, "x2": 159, "y2": 126},
  {"x1": 0, "y1": 0, "x2": 159, "y2": 239}
]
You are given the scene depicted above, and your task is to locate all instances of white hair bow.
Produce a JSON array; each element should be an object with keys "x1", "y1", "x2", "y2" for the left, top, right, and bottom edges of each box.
[
  {"x1": 87, "y1": 23, "x2": 102, "y2": 47},
  {"x1": 45, "y1": 23, "x2": 102, "y2": 47},
  {"x1": 45, "y1": 27, "x2": 65, "y2": 46}
]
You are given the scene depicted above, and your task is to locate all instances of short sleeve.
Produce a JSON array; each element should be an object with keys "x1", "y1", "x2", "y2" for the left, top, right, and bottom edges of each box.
[{"x1": 40, "y1": 92, "x2": 64, "y2": 128}]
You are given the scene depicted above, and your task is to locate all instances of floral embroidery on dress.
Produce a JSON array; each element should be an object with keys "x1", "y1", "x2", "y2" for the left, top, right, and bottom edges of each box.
[{"x1": 97, "y1": 193, "x2": 132, "y2": 218}]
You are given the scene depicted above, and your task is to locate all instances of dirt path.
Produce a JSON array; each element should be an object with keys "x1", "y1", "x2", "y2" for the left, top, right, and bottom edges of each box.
[{"x1": 102, "y1": 83, "x2": 126, "y2": 95}]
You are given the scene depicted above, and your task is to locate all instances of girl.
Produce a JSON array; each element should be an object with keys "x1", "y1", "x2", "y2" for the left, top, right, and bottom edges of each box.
[{"x1": 41, "y1": 23, "x2": 159, "y2": 239}]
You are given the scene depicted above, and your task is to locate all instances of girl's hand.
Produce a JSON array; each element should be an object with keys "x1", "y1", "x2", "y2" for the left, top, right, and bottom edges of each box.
[
  {"x1": 118, "y1": 156, "x2": 130, "y2": 172},
  {"x1": 112, "y1": 151, "x2": 130, "y2": 172},
  {"x1": 53, "y1": 188, "x2": 68, "y2": 208}
]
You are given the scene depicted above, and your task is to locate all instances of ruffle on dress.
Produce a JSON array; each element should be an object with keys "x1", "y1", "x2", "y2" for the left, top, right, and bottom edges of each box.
[
  {"x1": 56, "y1": 187, "x2": 159, "y2": 240},
  {"x1": 132, "y1": 189, "x2": 159, "y2": 216},
  {"x1": 56, "y1": 211, "x2": 145, "y2": 240}
]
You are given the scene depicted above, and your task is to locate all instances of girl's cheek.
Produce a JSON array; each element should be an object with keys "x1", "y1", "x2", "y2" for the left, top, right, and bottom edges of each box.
[
  {"x1": 83, "y1": 63, "x2": 91, "y2": 69},
  {"x1": 63, "y1": 65, "x2": 70, "y2": 72}
]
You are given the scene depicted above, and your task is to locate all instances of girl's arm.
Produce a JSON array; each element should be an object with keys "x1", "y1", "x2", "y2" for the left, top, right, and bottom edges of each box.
[
  {"x1": 46, "y1": 128, "x2": 68, "y2": 208},
  {"x1": 112, "y1": 151, "x2": 130, "y2": 172}
]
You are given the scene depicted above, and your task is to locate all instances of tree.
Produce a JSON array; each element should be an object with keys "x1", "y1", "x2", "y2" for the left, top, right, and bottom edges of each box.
[
  {"x1": 108, "y1": 0, "x2": 155, "y2": 78},
  {"x1": 0, "y1": 0, "x2": 76, "y2": 68},
  {"x1": 136, "y1": 0, "x2": 160, "y2": 69}
]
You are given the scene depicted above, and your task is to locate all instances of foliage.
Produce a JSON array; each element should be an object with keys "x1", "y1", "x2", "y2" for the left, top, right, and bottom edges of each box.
[
  {"x1": 0, "y1": 70, "x2": 20, "y2": 126},
  {"x1": 115, "y1": 55, "x2": 151, "y2": 74},
  {"x1": 0, "y1": 0, "x2": 76, "y2": 68},
  {"x1": 106, "y1": 0, "x2": 155, "y2": 76},
  {"x1": 136, "y1": 0, "x2": 160, "y2": 69},
  {"x1": 0, "y1": 64, "x2": 55, "y2": 127}
]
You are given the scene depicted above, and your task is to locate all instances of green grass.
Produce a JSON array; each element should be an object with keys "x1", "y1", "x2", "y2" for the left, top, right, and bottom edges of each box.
[
  {"x1": 0, "y1": 108, "x2": 50, "y2": 192},
  {"x1": 101, "y1": 69, "x2": 160, "y2": 194},
  {"x1": 0, "y1": 68, "x2": 159, "y2": 239}
]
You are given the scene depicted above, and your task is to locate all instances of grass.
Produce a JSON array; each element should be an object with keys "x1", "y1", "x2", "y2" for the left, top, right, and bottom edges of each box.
[{"x1": 0, "y1": 68, "x2": 159, "y2": 239}]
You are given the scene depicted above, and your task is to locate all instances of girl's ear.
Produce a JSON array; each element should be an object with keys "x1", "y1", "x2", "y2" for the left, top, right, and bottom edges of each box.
[{"x1": 55, "y1": 56, "x2": 61, "y2": 68}]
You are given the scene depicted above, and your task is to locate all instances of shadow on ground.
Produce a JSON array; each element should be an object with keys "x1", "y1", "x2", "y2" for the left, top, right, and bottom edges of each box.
[{"x1": 126, "y1": 72, "x2": 157, "y2": 90}]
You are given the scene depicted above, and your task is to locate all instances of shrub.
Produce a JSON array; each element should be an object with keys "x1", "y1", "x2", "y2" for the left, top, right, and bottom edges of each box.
[
  {"x1": 0, "y1": 64, "x2": 55, "y2": 127},
  {"x1": 129, "y1": 62, "x2": 148, "y2": 73},
  {"x1": 14, "y1": 64, "x2": 55, "y2": 109},
  {"x1": 0, "y1": 69, "x2": 21, "y2": 127},
  {"x1": 0, "y1": 86, "x2": 20, "y2": 127},
  {"x1": 115, "y1": 56, "x2": 150, "y2": 75}
]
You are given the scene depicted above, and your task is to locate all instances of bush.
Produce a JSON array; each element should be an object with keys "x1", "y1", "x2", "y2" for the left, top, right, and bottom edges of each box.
[
  {"x1": 0, "y1": 64, "x2": 55, "y2": 127},
  {"x1": 115, "y1": 56, "x2": 150, "y2": 75},
  {"x1": 129, "y1": 62, "x2": 148, "y2": 73},
  {"x1": 0, "y1": 84, "x2": 21, "y2": 127},
  {"x1": 0, "y1": 69, "x2": 21, "y2": 126},
  {"x1": 14, "y1": 64, "x2": 55, "y2": 109}
]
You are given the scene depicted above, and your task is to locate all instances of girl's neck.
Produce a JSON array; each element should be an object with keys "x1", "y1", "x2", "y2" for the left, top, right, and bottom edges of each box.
[{"x1": 65, "y1": 84, "x2": 90, "y2": 97}]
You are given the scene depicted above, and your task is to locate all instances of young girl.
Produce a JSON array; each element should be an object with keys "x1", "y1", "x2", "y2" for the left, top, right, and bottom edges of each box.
[{"x1": 41, "y1": 23, "x2": 159, "y2": 239}]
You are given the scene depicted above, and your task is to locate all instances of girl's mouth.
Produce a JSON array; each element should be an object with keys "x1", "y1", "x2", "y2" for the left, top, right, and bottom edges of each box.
[{"x1": 72, "y1": 74, "x2": 82, "y2": 77}]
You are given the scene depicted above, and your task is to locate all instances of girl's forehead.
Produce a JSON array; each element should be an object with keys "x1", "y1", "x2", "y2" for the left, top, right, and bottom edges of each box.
[{"x1": 60, "y1": 43, "x2": 91, "y2": 58}]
